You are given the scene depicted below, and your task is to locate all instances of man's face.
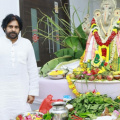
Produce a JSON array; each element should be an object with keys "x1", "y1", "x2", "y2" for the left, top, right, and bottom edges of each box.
[{"x1": 5, "y1": 20, "x2": 20, "y2": 41}]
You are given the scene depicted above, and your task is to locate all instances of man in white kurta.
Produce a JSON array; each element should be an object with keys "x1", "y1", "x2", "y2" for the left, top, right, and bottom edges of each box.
[{"x1": 0, "y1": 14, "x2": 39, "y2": 119}]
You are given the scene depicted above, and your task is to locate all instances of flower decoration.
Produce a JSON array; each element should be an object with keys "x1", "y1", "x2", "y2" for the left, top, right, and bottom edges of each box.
[
  {"x1": 49, "y1": 70, "x2": 64, "y2": 75},
  {"x1": 66, "y1": 75, "x2": 80, "y2": 96},
  {"x1": 91, "y1": 18, "x2": 120, "y2": 47}
]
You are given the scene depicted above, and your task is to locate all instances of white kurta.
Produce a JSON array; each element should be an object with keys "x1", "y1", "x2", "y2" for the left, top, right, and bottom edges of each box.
[{"x1": 0, "y1": 36, "x2": 39, "y2": 120}]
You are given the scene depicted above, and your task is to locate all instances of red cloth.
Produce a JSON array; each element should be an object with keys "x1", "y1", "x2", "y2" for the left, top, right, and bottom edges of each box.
[{"x1": 39, "y1": 95, "x2": 63, "y2": 114}]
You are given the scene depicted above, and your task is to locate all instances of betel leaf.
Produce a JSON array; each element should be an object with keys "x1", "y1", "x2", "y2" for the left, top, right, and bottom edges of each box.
[
  {"x1": 90, "y1": 104, "x2": 99, "y2": 110},
  {"x1": 67, "y1": 92, "x2": 120, "y2": 118},
  {"x1": 78, "y1": 112, "x2": 90, "y2": 118}
]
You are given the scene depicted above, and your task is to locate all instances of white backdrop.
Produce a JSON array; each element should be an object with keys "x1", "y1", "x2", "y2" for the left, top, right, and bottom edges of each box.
[{"x1": 0, "y1": 0, "x2": 19, "y2": 37}]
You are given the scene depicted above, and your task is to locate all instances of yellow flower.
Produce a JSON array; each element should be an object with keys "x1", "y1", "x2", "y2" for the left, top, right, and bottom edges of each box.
[
  {"x1": 49, "y1": 70, "x2": 64, "y2": 75},
  {"x1": 91, "y1": 23, "x2": 96, "y2": 28},
  {"x1": 72, "y1": 89, "x2": 77, "y2": 93},
  {"x1": 79, "y1": 94, "x2": 82, "y2": 96},
  {"x1": 117, "y1": 20, "x2": 120, "y2": 24},
  {"x1": 68, "y1": 81, "x2": 73, "y2": 85},
  {"x1": 16, "y1": 117, "x2": 20, "y2": 120},
  {"x1": 117, "y1": 96, "x2": 120, "y2": 99},
  {"x1": 75, "y1": 93, "x2": 80, "y2": 97},
  {"x1": 95, "y1": 50, "x2": 99, "y2": 54},
  {"x1": 36, "y1": 118, "x2": 42, "y2": 120},
  {"x1": 80, "y1": 62, "x2": 83, "y2": 66},
  {"x1": 69, "y1": 84, "x2": 76, "y2": 89},
  {"x1": 96, "y1": 92, "x2": 100, "y2": 95},
  {"x1": 113, "y1": 28, "x2": 117, "y2": 34},
  {"x1": 93, "y1": 29, "x2": 97, "y2": 34},
  {"x1": 66, "y1": 77, "x2": 71, "y2": 82},
  {"x1": 86, "y1": 92, "x2": 90, "y2": 94},
  {"x1": 87, "y1": 59, "x2": 90, "y2": 62},
  {"x1": 66, "y1": 75, "x2": 70, "y2": 80},
  {"x1": 87, "y1": 68, "x2": 90, "y2": 70}
]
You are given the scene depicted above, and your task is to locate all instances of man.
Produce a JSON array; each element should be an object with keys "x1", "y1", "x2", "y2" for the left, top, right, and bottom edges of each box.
[{"x1": 0, "y1": 14, "x2": 39, "y2": 119}]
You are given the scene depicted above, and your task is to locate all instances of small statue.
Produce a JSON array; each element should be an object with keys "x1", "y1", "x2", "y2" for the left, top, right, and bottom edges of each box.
[{"x1": 82, "y1": 0, "x2": 120, "y2": 71}]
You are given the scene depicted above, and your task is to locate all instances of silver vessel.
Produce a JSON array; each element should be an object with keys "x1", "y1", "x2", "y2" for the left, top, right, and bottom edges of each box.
[{"x1": 49, "y1": 101, "x2": 68, "y2": 120}]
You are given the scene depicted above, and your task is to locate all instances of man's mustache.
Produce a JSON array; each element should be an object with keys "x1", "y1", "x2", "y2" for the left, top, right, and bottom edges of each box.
[{"x1": 9, "y1": 32, "x2": 17, "y2": 34}]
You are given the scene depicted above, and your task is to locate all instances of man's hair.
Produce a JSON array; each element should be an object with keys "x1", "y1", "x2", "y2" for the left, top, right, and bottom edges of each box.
[{"x1": 1, "y1": 14, "x2": 23, "y2": 32}]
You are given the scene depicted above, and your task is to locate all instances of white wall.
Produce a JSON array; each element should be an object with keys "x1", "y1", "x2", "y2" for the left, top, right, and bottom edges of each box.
[
  {"x1": 69, "y1": 0, "x2": 120, "y2": 28},
  {"x1": 0, "y1": 0, "x2": 20, "y2": 37},
  {"x1": 69, "y1": 0, "x2": 90, "y2": 28}
]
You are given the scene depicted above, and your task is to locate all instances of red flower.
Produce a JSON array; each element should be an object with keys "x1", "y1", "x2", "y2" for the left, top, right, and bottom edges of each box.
[
  {"x1": 91, "y1": 18, "x2": 96, "y2": 24},
  {"x1": 104, "y1": 62, "x2": 108, "y2": 66},
  {"x1": 110, "y1": 65, "x2": 112, "y2": 68},
  {"x1": 91, "y1": 69, "x2": 97, "y2": 75},
  {"x1": 101, "y1": 48, "x2": 107, "y2": 57},
  {"x1": 92, "y1": 18, "x2": 117, "y2": 47},
  {"x1": 92, "y1": 89, "x2": 96, "y2": 93}
]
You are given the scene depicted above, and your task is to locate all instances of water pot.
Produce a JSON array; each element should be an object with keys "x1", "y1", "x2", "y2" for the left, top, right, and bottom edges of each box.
[{"x1": 49, "y1": 101, "x2": 68, "y2": 120}]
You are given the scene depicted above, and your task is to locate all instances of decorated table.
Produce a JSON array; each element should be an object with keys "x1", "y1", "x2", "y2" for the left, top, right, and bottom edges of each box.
[
  {"x1": 75, "y1": 80, "x2": 120, "y2": 99},
  {"x1": 34, "y1": 77, "x2": 76, "y2": 105},
  {"x1": 34, "y1": 77, "x2": 120, "y2": 105}
]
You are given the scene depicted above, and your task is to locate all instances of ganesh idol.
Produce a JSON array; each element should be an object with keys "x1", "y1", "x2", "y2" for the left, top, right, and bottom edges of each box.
[{"x1": 82, "y1": 0, "x2": 120, "y2": 71}]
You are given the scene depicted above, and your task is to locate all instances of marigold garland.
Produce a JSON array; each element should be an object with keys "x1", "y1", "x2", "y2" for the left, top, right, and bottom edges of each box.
[
  {"x1": 66, "y1": 74, "x2": 101, "y2": 96},
  {"x1": 66, "y1": 75, "x2": 81, "y2": 97}
]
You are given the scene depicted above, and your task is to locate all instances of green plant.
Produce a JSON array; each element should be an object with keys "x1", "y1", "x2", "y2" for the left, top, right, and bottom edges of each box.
[
  {"x1": 43, "y1": 112, "x2": 54, "y2": 120},
  {"x1": 67, "y1": 92, "x2": 120, "y2": 119},
  {"x1": 37, "y1": 3, "x2": 88, "y2": 57},
  {"x1": 38, "y1": 2, "x2": 89, "y2": 76}
]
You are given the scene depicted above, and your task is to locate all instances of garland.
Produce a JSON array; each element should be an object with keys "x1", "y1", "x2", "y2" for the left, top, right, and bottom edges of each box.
[
  {"x1": 66, "y1": 75, "x2": 101, "y2": 96},
  {"x1": 91, "y1": 18, "x2": 120, "y2": 46},
  {"x1": 66, "y1": 75, "x2": 81, "y2": 97}
]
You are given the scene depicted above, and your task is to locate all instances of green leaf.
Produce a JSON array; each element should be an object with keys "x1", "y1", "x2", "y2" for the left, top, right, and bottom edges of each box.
[
  {"x1": 74, "y1": 24, "x2": 87, "y2": 39},
  {"x1": 74, "y1": 50, "x2": 84, "y2": 59},
  {"x1": 39, "y1": 55, "x2": 72, "y2": 77},
  {"x1": 90, "y1": 104, "x2": 99, "y2": 110},
  {"x1": 64, "y1": 36, "x2": 80, "y2": 52},
  {"x1": 54, "y1": 48, "x2": 74, "y2": 58}
]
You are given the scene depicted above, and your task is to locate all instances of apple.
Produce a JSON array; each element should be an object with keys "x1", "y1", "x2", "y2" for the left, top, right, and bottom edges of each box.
[
  {"x1": 69, "y1": 73, "x2": 75, "y2": 79},
  {"x1": 75, "y1": 75, "x2": 81, "y2": 79},
  {"x1": 95, "y1": 68, "x2": 100, "y2": 73},
  {"x1": 96, "y1": 74, "x2": 102, "y2": 80},
  {"x1": 106, "y1": 75, "x2": 113, "y2": 81},
  {"x1": 89, "y1": 75, "x2": 95, "y2": 81}
]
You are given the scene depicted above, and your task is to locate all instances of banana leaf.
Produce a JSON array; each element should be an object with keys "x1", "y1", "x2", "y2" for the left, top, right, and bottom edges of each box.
[
  {"x1": 64, "y1": 36, "x2": 82, "y2": 52},
  {"x1": 54, "y1": 48, "x2": 74, "y2": 58},
  {"x1": 74, "y1": 23, "x2": 87, "y2": 39},
  {"x1": 75, "y1": 49, "x2": 84, "y2": 59},
  {"x1": 39, "y1": 55, "x2": 72, "y2": 77}
]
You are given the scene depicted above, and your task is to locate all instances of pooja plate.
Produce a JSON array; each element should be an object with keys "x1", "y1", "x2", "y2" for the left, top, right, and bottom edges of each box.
[
  {"x1": 16, "y1": 111, "x2": 44, "y2": 119},
  {"x1": 47, "y1": 69, "x2": 68, "y2": 80}
]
